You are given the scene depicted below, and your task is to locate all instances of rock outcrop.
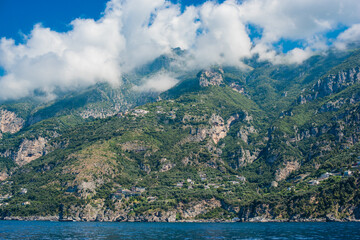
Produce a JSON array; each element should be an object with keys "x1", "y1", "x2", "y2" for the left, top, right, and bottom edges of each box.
[
  {"x1": 317, "y1": 92, "x2": 360, "y2": 113},
  {"x1": 299, "y1": 67, "x2": 360, "y2": 104},
  {"x1": 199, "y1": 68, "x2": 224, "y2": 87},
  {"x1": 312, "y1": 67, "x2": 360, "y2": 99},
  {"x1": 208, "y1": 113, "x2": 240, "y2": 144},
  {"x1": 275, "y1": 160, "x2": 300, "y2": 181},
  {"x1": 60, "y1": 198, "x2": 221, "y2": 222},
  {"x1": 230, "y1": 83, "x2": 245, "y2": 93},
  {"x1": 160, "y1": 158, "x2": 175, "y2": 172},
  {"x1": 182, "y1": 113, "x2": 241, "y2": 145},
  {"x1": 186, "y1": 127, "x2": 208, "y2": 142},
  {"x1": 0, "y1": 137, "x2": 48, "y2": 166},
  {"x1": 237, "y1": 147, "x2": 259, "y2": 167},
  {"x1": 0, "y1": 109, "x2": 25, "y2": 134},
  {"x1": 180, "y1": 199, "x2": 221, "y2": 219},
  {"x1": 15, "y1": 137, "x2": 47, "y2": 166},
  {"x1": 238, "y1": 125, "x2": 257, "y2": 144},
  {"x1": 208, "y1": 114, "x2": 227, "y2": 144},
  {"x1": 0, "y1": 171, "x2": 8, "y2": 181}
]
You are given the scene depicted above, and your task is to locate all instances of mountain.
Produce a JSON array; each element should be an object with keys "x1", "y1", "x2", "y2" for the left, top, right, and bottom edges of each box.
[
  {"x1": 0, "y1": 48, "x2": 360, "y2": 222},
  {"x1": 0, "y1": 49, "x2": 186, "y2": 169}
]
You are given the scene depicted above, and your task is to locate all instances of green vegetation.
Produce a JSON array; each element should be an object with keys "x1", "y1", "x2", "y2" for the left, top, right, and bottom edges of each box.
[{"x1": 0, "y1": 48, "x2": 360, "y2": 221}]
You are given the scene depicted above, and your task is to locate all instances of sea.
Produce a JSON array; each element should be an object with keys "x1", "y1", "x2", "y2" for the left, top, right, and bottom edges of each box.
[{"x1": 0, "y1": 221, "x2": 359, "y2": 239}]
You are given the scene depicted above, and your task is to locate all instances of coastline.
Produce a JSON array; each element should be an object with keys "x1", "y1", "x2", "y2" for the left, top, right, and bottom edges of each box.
[{"x1": 1, "y1": 216, "x2": 360, "y2": 223}]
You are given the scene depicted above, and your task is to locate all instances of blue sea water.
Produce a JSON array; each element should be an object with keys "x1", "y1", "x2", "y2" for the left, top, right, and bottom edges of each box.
[{"x1": 0, "y1": 221, "x2": 359, "y2": 240}]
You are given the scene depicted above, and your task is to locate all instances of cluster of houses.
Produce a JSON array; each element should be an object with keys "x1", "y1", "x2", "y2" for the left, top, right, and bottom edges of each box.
[
  {"x1": 0, "y1": 181, "x2": 14, "y2": 202},
  {"x1": 175, "y1": 175, "x2": 247, "y2": 190},
  {"x1": 1, "y1": 181, "x2": 13, "y2": 186},
  {"x1": 112, "y1": 186, "x2": 146, "y2": 200},
  {"x1": 0, "y1": 187, "x2": 31, "y2": 207},
  {"x1": 205, "y1": 183, "x2": 223, "y2": 189},
  {"x1": 309, "y1": 170, "x2": 354, "y2": 185},
  {"x1": 131, "y1": 109, "x2": 149, "y2": 117},
  {"x1": 0, "y1": 187, "x2": 28, "y2": 203},
  {"x1": 20, "y1": 188, "x2": 28, "y2": 194},
  {"x1": 176, "y1": 179, "x2": 194, "y2": 188},
  {"x1": 0, "y1": 194, "x2": 11, "y2": 202}
]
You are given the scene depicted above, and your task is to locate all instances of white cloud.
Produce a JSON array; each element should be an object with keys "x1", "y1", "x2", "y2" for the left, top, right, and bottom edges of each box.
[
  {"x1": 335, "y1": 24, "x2": 360, "y2": 50},
  {"x1": 0, "y1": 0, "x2": 360, "y2": 101},
  {"x1": 186, "y1": 1, "x2": 252, "y2": 68},
  {"x1": 0, "y1": 8, "x2": 125, "y2": 100},
  {"x1": 240, "y1": 0, "x2": 360, "y2": 42},
  {"x1": 135, "y1": 71, "x2": 178, "y2": 92}
]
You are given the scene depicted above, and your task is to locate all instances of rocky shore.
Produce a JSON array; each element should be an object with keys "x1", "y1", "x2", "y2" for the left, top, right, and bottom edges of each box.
[{"x1": 2, "y1": 215, "x2": 359, "y2": 223}]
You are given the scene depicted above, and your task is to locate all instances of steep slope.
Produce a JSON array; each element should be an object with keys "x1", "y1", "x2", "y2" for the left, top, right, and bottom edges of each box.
[
  {"x1": 0, "y1": 79, "x2": 269, "y2": 221},
  {"x1": 0, "y1": 49, "x2": 360, "y2": 222},
  {"x1": 0, "y1": 81, "x2": 158, "y2": 171},
  {"x1": 263, "y1": 50, "x2": 360, "y2": 180},
  {"x1": 0, "y1": 50, "x2": 187, "y2": 172}
]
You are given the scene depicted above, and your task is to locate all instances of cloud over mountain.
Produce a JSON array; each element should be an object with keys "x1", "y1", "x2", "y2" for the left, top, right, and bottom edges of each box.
[{"x1": 0, "y1": 0, "x2": 360, "y2": 101}]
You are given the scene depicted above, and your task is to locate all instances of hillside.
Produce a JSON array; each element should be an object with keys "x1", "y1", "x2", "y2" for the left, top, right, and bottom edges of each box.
[{"x1": 0, "y1": 49, "x2": 360, "y2": 222}]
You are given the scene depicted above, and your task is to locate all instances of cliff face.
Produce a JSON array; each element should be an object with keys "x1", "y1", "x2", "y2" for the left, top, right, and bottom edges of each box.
[
  {"x1": 15, "y1": 137, "x2": 47, "y2": 166},
  {"x1": 208, "y1": 114, "x2": 240, "y2": 144},
  {"x1": 275, "y1": 161, "x2": 300, "y2": 181},
  {"x1": 299, "y1": 67, "x2": 360, "y2": 104},
  {"x1": 182, "y1": 113, "x2": 242, "y2": 145},
  {"x1": 199, "y1": 68, "x2": 224, "y2": 87},
  {"x1": 312, "y1": 67, "x2": 360, "y2": 99},
  {"x1": 0, "y1": 137, "x2": 48, "y2": 167},
  {"x1": 60, "y1": 198, "x2": 221, "y2": 222},
  {"x1": 0, "y1": 109, "x2": 24, "y2": 134},
  {"x1": 0, "y1": 171, "x2": 8, "y2": 181},
  {"x1": 266, "y1": 88, "x2": 360, "y2": 173}
]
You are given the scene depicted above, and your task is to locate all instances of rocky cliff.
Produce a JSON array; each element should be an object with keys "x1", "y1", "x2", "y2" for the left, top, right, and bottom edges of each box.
[
  {"x1": 0, "y1": 137, "x2": 48, "y2": 167},
  {"x1": 199, "y1": 68, "x2": 224, "y2": 87},
  {"x1": 0, "y1": 109, "x2": 24, "y2": 134},
  {"x1": 15, "y1": 137, "x2": 48, "y2": 166},
  {"x1": 59, "y1": 198, "x2": 221, "y2": 222},
  {"x1": 299, "y1": 67, "x2": 360, "y2": 104}
]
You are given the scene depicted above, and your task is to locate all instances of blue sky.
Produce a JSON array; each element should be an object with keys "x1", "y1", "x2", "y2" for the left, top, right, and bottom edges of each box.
[
  {"x1": 0, "y1": 0, "x2": 109, "y2": 42},
  {"x1": 0, "y1": 0, "x2": 359, "y2": 101},
  {"x1": 0, "y1": 0, "x2": 226, "y2": 43},
  {"x1": 0, "y1": 0, "x2": 355, "y2": 50}
]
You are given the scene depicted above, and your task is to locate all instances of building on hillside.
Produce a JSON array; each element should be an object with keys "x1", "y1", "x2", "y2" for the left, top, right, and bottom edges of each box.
[
  {"x1": 236, "y1": 175, "x2": 246, "y2": 182},
  {"x1": 135, "y1": 187, "x2": 146, "y2": 193},
  {"x1": 309, "y1": 180, "x2": 320, "y2": 185},
  {"x1": 319, "y1": 172, "x2": 331, "y2": 180},
  {"x1": 20, "y1": 188, "x2": 28, "y2": 194},
  {"x1": 147, "y1": 196, "x2": 157, "y2": 202}
]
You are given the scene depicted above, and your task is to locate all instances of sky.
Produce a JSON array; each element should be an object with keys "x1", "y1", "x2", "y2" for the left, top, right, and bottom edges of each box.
[
  {"x1": 0, "y1": 0, "x2": 220, "y2": 42},
  {"x1": 0, "y1": 0, "x2": 360, "y2": 101}
]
